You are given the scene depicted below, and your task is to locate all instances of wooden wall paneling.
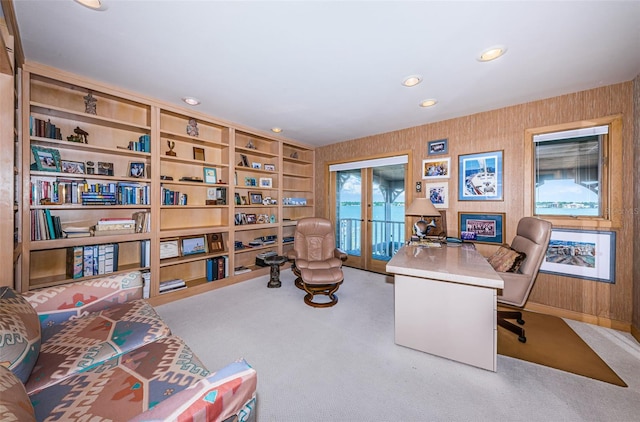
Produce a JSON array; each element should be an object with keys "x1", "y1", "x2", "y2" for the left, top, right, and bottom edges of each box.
[
  {"x1": 315, "y1": 82, "x2": 635, "y2": 326},
  {"x1": 633, "y1": 74, "x2": 640, "y2": 341}
]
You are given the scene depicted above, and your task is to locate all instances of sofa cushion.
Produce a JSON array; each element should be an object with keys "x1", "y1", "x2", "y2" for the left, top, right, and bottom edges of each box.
[
  {"x1": 488, "y1": 245, "x2": 527, "y2": 273},
  {"x1": 0, "y1": 365, "x2": 36, "y2": 422},
  {"x1": 24, "y1": 271, "x2": 143, "y2": 331},
  {"x1": 0, "y1": 287, "x2": 41, "y2": 383},
  {"x1": 25, "y1": 299, "x2": 171, "y2": 395},
  {"x1": 29, "y1": 335, "x2": 210, "y2": 421}
]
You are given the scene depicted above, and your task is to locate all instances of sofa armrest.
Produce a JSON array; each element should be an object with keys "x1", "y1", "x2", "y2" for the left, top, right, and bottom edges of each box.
[
  {"x1": 22, "y1": 271, "x2": 143, "y2": 330},
  {"x1": 286, "y1": 249, "x2": 298, "y2": 260},
  {"x1": 130, "y1": 359, "x2": 257, "y2": 422},
  {"x1": 334, "y1": 248, "x2": 348, "y2": 261}
]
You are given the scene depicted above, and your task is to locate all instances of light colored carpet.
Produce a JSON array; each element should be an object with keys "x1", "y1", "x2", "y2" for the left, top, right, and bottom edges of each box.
[{"x1": 157, "y1": 267, "x2": 640, "y2": 422}]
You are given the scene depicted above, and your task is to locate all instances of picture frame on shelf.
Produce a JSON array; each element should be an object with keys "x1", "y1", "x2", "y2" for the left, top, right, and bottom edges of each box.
[
  {"x1": 246, "y1": 213, "x2": 257, "y2": 224},
  {"x1": 180, "y1": 235, "x2": 208, "y2": 256},
  {"x1": 540, "y1": 229, "x2": 616, "y2": 283},
  {"x1": 458, "y1": 150, "x2": 503, "y2": 201},
  {"x1": 424, "y1": 182, "x2": 448, "y2": 208},
  {"x1": 193, "y1": 147, "x2": 205, "y2": 161},
  {"x1": 241, "y1": 196, "x2": 248, "y2": 205},
  {"x1": 159, "y1": 239, "x2": 180, "y2": 259},
  {"x1": 207, "y1": 233, "x2": 225, "y2": 253},
  {"x1": 259, "y1": 177, "x2": 273, "y2": 188},
  {"x1": 422, "y1": 157, "x2": 450, "y2": 179},
  {"x1": 239, "y1": 154, "x2": 249, "y2": 167},
  {"x1": 61, "y1": 160, "x2": 86, "y2": 174},
  {"x1": 264, "y1": 164, "x2": 276, "y2": 171},
  {"x1": 458, "y1": 212, "x2": 505, "y2": 244},
  {"x1": 129, "y1": 162, "x2": 146, "y2": 178},
  {"x1": 97, "y1": 162, "x2": 114, "y2": 176},
  {"x1": 245, "y1": 177, "x2": 257, "y2": 187},
  {"x1": 203, "y1": 167, "x2": 217, "y2": 184},
  {"x1": 427, "y1": 138, "x2": 448, "y2": 156},
  {"x1": 31, "y1": 145, "x2": 61, "y2": 172},
  {"x1": 249, "y1": 192, "x2": 263, "y2": 204},
  {"x1": 252, "y1": 162, "x2": 262, "y2": 169}
]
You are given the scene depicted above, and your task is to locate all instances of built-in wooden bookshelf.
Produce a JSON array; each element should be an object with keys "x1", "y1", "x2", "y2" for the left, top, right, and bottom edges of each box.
[{"x1": 18, "y1": 62, "x2": 315, "y2": 302}]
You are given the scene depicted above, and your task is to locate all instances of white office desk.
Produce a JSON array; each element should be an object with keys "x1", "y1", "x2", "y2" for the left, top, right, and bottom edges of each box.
[{"x1": 386, "y1": 244, "x2": 504, "y2": 371}]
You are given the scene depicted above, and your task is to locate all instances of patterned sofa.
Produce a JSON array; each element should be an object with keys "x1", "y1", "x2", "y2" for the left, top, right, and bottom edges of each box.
[{"x1": 0, "y1": 271, "x2": 257, "y2": 421}]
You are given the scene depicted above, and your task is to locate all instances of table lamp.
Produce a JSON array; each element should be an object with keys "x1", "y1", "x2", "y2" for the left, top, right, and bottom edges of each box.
[{"x1": 405, "y1": 197, "x2": 440, "y2": 239}]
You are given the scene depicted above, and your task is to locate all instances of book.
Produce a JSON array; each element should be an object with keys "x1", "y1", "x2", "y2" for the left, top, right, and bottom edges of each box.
[
  {"x1": 97, "y1": 218, "x2": 136, "y2": 225},
  {"x1": 66, "y1": 246, "x2": 83, "y2": 279}
]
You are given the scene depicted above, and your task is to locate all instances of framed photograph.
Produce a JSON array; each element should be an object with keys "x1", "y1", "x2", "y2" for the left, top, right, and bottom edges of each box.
[
  {"x1": 244, "y1": 177, "x2": 257, "y2": 187},
  {"x1": 240, "y1": 154, "x2": 249, "y2": 167},
  {"x1": 97, "y1": 162, "x2": 114, "y2": 176},
  {"x1": 249, "y1": 191, "x2": 263, "y2": 204},
  {"x1": 458, "y1": 212, "x2": 505, "y2": 244},
  {"x1": 245, "y1": 213, "x2": 257, "y2": 224},
  {"x1": 159, "y1": 239, "x2": 180, "y2": 259},
  {"x1": 422, "y1": 157, "x2": 450, "y2": 179},
  {"x1": 203, "y1": 167, "x2": 217, "y2": 184},
  {"x1": 427, "y1": 138, "x2": 448, "y2": 156},
  {"x1": 259, "y1": 177, "x2": 273, "y2": 188},
  {"x1": 264, "y1": 164, "x2": 276, "y2": 171},
  {"x1": 31, "y1": 146, "x2": 61, "y2": 172},
  {"x1": 207, "y1": 233, "x2": 225, "y2": 253},
  {"x1": 241, "y1": 196, "x2": 248, "y2": 205},
  {"x1": 193, "y1": 147, "x2": 205, "y2": 161},
  {"x1": 458, "y1": 150, "x2": 503, "y2": 201},
  {"x1": 424, "y1": 182, "x2": 448, "y2": 209},
  {"x1": 540, "y1": 229, "x2": 616, "y2": 283},
  {"x1": 251, "y1": 162, "x2": 262, "y2": 169},
  {"x1": 129, "y1": 162, "x2": 146, "y2": 178},
  {"x1": 180, "y1": 235, "x2": 208, "y2": 256},
  {"x1": 61, "y1": 160, "x2": 85, "y2": 174}
]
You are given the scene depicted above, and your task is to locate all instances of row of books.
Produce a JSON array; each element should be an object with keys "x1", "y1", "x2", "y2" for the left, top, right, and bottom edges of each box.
[
  {"x1": 31, "y1": 179, "x2": 150, "y2": 205},
  {"x1": 128, "y1": 135, "x2": 151, "y2": 153},
  {"x1": 30, "y1": 116, "x2": 63, "y2": 140},
  {"x1": 207, "y1": 256, "x2": 228, "y2": 281},
  {"x1": 160, "y1": 278, "x2": 186, "y2": 294},
  {"x1": 31, "y1": 209, "x2": 63, "y2": 240},
  {"x1": 161, "y1": 187, "x2": 188, "y2": 205},
  {"x1": 66, "y1": 244, "x2": 119, "y2": 279}
]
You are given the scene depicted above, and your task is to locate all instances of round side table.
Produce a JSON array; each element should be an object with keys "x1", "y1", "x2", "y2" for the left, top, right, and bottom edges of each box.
[{"x1": 264, "y1": 255, "x2": 287, "y2": 288}]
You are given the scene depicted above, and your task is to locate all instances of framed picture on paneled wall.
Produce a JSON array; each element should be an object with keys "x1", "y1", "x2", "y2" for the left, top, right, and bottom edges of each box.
[{"x1": 458, "y1": 150, "x2": 503, "y2": 201}]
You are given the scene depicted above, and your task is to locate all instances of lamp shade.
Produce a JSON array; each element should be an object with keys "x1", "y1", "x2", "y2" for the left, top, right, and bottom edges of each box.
[{"x1": 405, "y1": 197, "x2": 440, "y2": 217}]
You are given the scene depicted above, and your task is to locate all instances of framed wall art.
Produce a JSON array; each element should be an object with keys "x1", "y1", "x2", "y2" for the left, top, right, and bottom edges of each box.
[
  {"x1": 180, "y1": 235, "x2": 208, "y2": 256},
  {"x1": 129, "y1": 162, "x2": 145, "y2": 178},
  {"x1": 259, "y1": 177, "x2": 273, "y2": 188},
  {"x1": 61, "y1": 160, "x2": 85, "y2": 174},
  {"x1": 458, "y1": 212, "x2": 505, "y2": 244},
  {"x1": 427, "y1": 138, "x2": 448, "y2": 156},
  {"x1": 203, "y1": 167, "x2": 217, "y2": 184},
  {"x1": 422, "y1": 157, "x2": 450, "y2": 179},
  {"x1": 424, "y1": 182, "x2": 449, "y2": 208},
  {"x1": 249, "y1": 191, "x2": 263, "y2": 204},
  {"x1": 540, "y1": 229, "x2": 616, "y2": 283},
  {"x1": 458, "y1": 150, "x2": 503, "y2": 201},
  {"x1": 193, "y1": 147, "x2": 205, "y2": 161}
]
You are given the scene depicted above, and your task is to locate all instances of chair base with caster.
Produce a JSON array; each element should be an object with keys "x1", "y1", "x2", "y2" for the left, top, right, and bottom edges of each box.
[
  {"x1": 300, "y1": 267, "x2": 343, "y2": 308},
  {"x1": 497, "y1": 310, "x2": 526, "y2": 343}
]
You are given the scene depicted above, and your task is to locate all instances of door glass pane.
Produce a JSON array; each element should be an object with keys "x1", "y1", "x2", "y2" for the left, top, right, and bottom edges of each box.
[
  {"x1": 336, "y1": 169, "x2": 362, "y2": 256},
  {"x1": 371, "y1": 165, "x2": 405, "y2": 262}
]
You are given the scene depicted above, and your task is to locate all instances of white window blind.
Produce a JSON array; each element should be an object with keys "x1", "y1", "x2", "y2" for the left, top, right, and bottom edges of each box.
[
  {"x1": 329, "y1": 155, "x2": 408, "y2": 172},
  {"x1": 533, "y1": 125, "x2": 608, "y2": 143}
]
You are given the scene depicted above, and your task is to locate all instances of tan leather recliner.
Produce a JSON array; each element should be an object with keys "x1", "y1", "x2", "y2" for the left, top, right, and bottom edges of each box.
[
  {"x1": 496, "y1": 216, "x2": 552, "y2": 343},
  {"x1": 286, "y1": 217, "x2": 347, "y2": 307}
]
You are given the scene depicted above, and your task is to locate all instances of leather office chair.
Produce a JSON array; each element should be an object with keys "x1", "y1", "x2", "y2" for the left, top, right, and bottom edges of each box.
[
  {"x1": 495, "y1": 217, "x2": 552, "y2": 343},
  {"x1": 286, "y1": 217, "x2": 347, "y2": 308}
]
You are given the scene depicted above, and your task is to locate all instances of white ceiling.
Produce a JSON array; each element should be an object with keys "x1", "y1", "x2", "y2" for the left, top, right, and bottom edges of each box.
[{"x1": 11, "y1": 1, "x2": 640, "y2": 147}]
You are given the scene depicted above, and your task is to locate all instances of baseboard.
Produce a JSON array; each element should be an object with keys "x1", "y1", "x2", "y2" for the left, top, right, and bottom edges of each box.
[
  {"x1": 525, "y1": 302, "x2": 631, "y2": 332},
  {"x1": 632, "y1": 324, "x2": 640, "y2": 343}
]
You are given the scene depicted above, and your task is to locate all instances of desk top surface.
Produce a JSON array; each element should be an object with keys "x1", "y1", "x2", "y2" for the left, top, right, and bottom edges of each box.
[{"x1": 386, "y1": 244, "x2": 504, "y2": 289}]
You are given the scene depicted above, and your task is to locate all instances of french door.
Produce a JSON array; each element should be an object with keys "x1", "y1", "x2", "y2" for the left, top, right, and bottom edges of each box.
[{"x1": 330, "y1": 156, "x2": 408, "y2": 273}]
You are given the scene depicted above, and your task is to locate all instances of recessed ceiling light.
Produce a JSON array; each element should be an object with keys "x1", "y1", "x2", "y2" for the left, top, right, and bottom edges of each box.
[
  {"x1": 419, "y1": 99, "x2": 437, "y2": 108},
  {"x1": 402, "y1": 75, "x2": 422, "y2": 87},
  {"x1": 182, "y1": 97, "x2": 200, "y2": 106},
  {"x1": 271, "y1": 127, "x2": 283, "y2": 133},
  {"x1": 73, "y1": 0, "x2": 107, "y2": 10},
  {"x1": 478, "y1": 46, "x2": 507, "y2": 62}
]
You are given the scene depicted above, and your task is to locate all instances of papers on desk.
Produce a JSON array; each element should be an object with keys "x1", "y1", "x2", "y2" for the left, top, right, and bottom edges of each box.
[{"x1": 408, "y1": 241, "x2": 442, "y2": 248}]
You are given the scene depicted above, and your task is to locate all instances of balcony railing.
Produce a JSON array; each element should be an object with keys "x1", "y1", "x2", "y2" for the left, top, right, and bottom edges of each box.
[{"x1": 338, "y1": 218, "x2": 405, "y2": 261}]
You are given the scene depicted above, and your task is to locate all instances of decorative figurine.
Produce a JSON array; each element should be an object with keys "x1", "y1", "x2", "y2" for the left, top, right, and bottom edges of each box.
[
  {"x1": 290, "y1": 151, "x2": 298, "y2": 159},
  {"x1": 67, "y1": 126, "x2": 88, "y2": 143},
  {"x1": 166, "y1": 140, "x2": 177, "y2": 156},
  {"x1": 186, "y1": 118, "x2": 199, "y2": 137},
  {"x1": 246, "y1": 139, "x2": 256, "y2": 149},
  {"x1": 86, "y1": 161, "x2": 95, "y2": 175},
  {"x1": 84, "y1": 91, "x2": 97, "y2": 115}
]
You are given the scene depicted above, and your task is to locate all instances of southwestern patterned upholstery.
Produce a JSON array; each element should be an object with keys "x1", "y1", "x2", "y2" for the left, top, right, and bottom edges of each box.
[
  {"x1": 0, "y1": 287, "x2": 41, "y2": 383},
  {"x1": 0, "y1": 271, "x2": 257, "y2": 421},
  {"x1": 0, "y1": 365, "x2": 36, "y2": 422}
]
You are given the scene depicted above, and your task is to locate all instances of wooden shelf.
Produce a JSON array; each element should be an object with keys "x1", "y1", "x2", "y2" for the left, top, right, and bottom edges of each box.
[{"x1": 30, "y1": 136, "x2": 151, "y2": 158}]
